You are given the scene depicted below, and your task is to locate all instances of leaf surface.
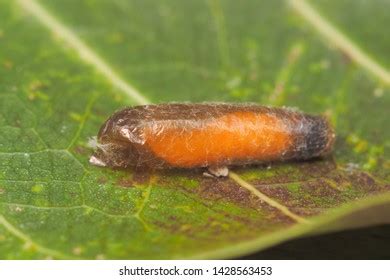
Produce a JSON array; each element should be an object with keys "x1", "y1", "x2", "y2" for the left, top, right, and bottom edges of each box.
[{"x1": 0, "y1": 0, "x2": 389, "y2": 259}]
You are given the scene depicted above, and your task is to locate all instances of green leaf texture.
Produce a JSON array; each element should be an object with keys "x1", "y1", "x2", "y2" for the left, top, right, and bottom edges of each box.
[{"x1": 0, "y1": 0, "x2": 389, "y2": 259}]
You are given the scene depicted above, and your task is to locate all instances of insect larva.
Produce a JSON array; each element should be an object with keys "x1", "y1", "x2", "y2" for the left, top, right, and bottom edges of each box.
[{"x1": 89, "y1": 103, "x2": 335, "y2": 177}]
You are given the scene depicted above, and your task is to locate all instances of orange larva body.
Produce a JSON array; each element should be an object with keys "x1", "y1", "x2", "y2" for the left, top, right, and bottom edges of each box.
[{"x1": 90, "y1": 103, "x2": 335, "y2": 170}]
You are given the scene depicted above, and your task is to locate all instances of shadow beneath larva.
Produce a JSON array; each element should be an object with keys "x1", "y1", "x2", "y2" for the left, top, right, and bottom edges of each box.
[{"x1": 110, "y1": 155, "x2": 337, "y2": 188}]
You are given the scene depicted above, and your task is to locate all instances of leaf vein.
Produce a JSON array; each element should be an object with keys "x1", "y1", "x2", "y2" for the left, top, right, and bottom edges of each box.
[
  {"x1": 17, "y1": 0, "x2": 151, "y2": 104},
  {"x1": 0, "y1": 214, "x2": 74, "y2": 259},
  {"x1": 229, "y1": 172, "x2": 309, "y2": 224},
  {"x1": 288, "y1": 0, "x2": 390, "y2": 85}
]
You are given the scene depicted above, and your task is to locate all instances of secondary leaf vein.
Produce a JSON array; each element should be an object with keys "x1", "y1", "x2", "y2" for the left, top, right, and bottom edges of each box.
[
  {"x1": 229, "y1": 172, "x2": 309, "y2": 224},
  {"x1": 288, "y1": 0, "x2": 390, "y2": 86},
  {"x1": 0, "y1": 214, "x2": 74, "y2": 259},
  {"x1": 17, "y1": 0, "x2": 151, "y2": 104}
]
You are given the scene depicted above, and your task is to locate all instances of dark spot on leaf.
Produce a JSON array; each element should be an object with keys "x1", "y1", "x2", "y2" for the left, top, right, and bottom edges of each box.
[
  {"x1": 301, "y1": 180, "x2": 341, "y2": 202},
  {"x1": 116, "y1": 177, "x2": 135, "y2": 188},
  {"x1": 297, "y1": 158, "x2": 337, "y2": 178},
  {"x1": 351, "y1": 172, "x2": 376, "y2": 187},
  {"x1": 326, "y1": 172, "x2": 351, "y2": 189},
  {"x1": 256, "y1": 185, "x2": 293, "y2": 204},
  {"x1": 196, "y1": 177, "x2": 254, "y2": 208},
  {"x1": 132, "y1": 169, "x2": 153, "y2": 185}
]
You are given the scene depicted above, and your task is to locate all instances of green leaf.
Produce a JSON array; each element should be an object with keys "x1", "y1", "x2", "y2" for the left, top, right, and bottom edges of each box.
[{"x1": 0, "y1": 0, "x2": 389, "y2": 259}]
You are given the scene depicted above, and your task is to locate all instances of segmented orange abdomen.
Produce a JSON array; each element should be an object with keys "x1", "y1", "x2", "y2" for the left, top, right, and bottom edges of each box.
[{"x1": 91, "y1": 103, "x2": 335, "y2": 169}]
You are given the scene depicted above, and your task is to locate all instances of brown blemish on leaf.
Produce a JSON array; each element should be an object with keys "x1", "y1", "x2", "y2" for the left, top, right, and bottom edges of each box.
[
  {"x1": 249, "y1": 174, "x2": 347, "y2": 211},
  {"x1": 347, "y1": 171, "x2": 383, "y2": 192},
  {"x1": 110, "y1": 168, "x2": 153, "y2": 187},
  {"x1": 249, "y1": 182, "x2": 329, "y2": 217},
  {"x1": 237, "y1": 156, "x2": 388, "y2": 211},
  {"x1": 325, "y1": 172, "x2": 352, "y2": 190},
  {"x1": 253, "y1": 185, "x2": 293, "y2": 205},
  {"x1": 111, "y1": 161, "x2": 387, "y2": 233},
  {"x1": 156, "y1": 168, "x2": 319, "y2": 222},
  {"x1": 294, "y1": 179, "x2": 349, "y2": 209},
  {"x1": 178, "y1": 175, "x2": 297, "y2": 224},
  {"x1": 170, "y1": 175, "x2": 257, "y2": 211},
  {"x1": 116, "y1": 177, "x2": 135, "y2": 188},
  {"x1": 132, "y1": 169, "x2": 153, "y2": 185},
  {"x1": 156, "y1": 169, "x2": 203, "y2": 181},
  {"x1": 298, "y1": 158, "x2": 337, "y2": 178},
  {"x1": 148, "y1": 171, "x2": 298, "y2": 240},
  {"x1": 197, "y1": 177, "x2": 254, "y2": 208},
  {"x1": 301, "y1": 179, "x2": 341, "y2": 200},
  {"x1": 237, "y1": 159, "x2": 336, "y2": 186}
]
